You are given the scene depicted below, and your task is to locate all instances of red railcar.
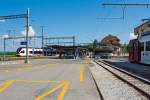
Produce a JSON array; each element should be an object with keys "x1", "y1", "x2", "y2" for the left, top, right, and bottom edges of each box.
[{"x1": 128, "y1": 39, "x2": 141, "y2": 63}]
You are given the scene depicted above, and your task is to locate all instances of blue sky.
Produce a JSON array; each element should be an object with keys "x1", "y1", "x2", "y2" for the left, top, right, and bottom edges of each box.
[{"x1": 0, "y1": 0, "x2": 150, "y2": 51}]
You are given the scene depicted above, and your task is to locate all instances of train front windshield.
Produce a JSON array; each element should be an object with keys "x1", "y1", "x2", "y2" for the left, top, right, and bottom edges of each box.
[{"x1": 16, "y1": 48, "x2": 22, "y2": 53}]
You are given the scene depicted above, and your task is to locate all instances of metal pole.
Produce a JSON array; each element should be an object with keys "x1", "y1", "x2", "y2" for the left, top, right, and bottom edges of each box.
[
  {"x1": 41, "y1": 26, "x2": 44, "y2": 48},
  {"x1": 73, "y1": 36, "x2": 75, "y2": 57},
  {"x1": 3, "y1": 38, "x2": 6, "y2": 61},
  {"x1": 13, "y1": 30, "x2": 15, "y2": 48},
  {"x1": 25, "y1": 8, "x2": 29, "y2": 63},
  {"x1": 41, "y1": 26, "x2": 44, "y2": 56}
]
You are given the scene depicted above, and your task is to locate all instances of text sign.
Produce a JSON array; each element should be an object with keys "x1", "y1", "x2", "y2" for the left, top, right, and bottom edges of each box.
[{"x1": 20, "y1": 41, "x2": 27, "y2": 45}]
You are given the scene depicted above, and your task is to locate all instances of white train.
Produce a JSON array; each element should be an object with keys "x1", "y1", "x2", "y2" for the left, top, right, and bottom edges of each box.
[{"x1": 16, "y1": 47, "x2": 43, "y2": 57}]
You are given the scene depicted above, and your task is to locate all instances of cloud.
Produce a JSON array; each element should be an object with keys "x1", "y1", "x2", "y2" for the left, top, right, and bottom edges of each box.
[
  {"x1": 129, "y1": 33, "x2": 137, "y2": 40},
  {"x1": 21, "y1": 26, "x2": 36, "y2": 36},
  {"x1": 2, "y1": 34, "x2": 9, "y2": 38},
  {"x1": 0, "y1": 20, "x2": 5, "y2": 22}
]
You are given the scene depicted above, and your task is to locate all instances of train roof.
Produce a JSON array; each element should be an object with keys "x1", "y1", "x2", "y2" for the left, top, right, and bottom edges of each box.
[
  {"x1": 17, "y1": 47, "x2": 42, "y2": 49},
  {"x1": 134, "y1": 20, "x2": 150, "y2": 35}
]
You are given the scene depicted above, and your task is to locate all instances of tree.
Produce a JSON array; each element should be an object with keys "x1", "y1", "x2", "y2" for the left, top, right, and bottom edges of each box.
[
  {"x1": 121, "y1": 43, "x2": 128, "y2": 54},
  {"x1": 101, "y1": 34, "x2": 120, "y2": 47},
  {"x1": 93, "y1": 39, "x2": 98, "y2": 49},
  {"x1": 86, "y1": 39, "x2": 98, "y2": 52}
]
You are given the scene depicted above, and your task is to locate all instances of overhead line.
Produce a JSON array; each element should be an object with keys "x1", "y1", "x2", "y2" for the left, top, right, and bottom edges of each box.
[{"x1": 102, "y1": 3, "x2": 150, "y2": 6}]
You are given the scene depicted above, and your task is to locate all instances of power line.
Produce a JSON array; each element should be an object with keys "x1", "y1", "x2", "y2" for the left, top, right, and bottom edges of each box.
[{"x1": 102, "y1": 3, "x2": 150, "y2": 7}]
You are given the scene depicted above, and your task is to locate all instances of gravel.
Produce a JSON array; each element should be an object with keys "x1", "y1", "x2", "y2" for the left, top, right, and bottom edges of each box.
[{"x1": 89, "y1": 61, "x2": 148, "y2": 100}]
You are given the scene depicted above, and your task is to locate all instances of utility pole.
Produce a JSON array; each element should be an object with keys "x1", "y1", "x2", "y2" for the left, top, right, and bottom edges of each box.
[
  {"x1": 25, "y1": 8, "x2": 29, "y2": 63},
  {"x1": 73, "y1": 36, "x2": 75, "y2": 57},
  {"x1": 0, "y1": 9, "x2": 29, "y2": 63},
  {"x1": 41, "y1": 26, "x2": 44, "y2": 56},
  {"x1": 41, "y1": 26, "x2": 44, "y2": 49},
  {"x1": 13, "y1": 30, "x2": 15, "y2": 47},
  {"x1": 8, "y1": 30, "x2": 11, "y2": 37},
  {"x1": 3, "y1": 38, "x2": 6, "y2": 61}
]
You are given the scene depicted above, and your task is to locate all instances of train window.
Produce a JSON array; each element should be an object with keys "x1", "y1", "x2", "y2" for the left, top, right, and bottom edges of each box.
[
  {"x1": 20, "y1": 50, "x2": 25, "y2": 53},
  {"x1": 146, "y1": 41, "x2": 150, "y2": 51},
  {"x1": 34, "y1": 51, "x2": 38, "y2": 54},
  {"x1": 29, "y1": 51, "x2": 32, "y2": 53},
  {"x1": 140, "y1": 42, "x2": 144, "y2": 51}
]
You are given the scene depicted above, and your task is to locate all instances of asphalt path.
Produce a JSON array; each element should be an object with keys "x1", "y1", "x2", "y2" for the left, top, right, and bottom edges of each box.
[{"x1": 0, "y1": 59, "x2": 100, "y2": 100}]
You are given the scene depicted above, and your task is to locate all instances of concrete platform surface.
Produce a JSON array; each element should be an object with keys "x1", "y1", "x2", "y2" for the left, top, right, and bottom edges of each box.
[{"x1": 0, "y1": 59, "x2": 100, "y2": 100}]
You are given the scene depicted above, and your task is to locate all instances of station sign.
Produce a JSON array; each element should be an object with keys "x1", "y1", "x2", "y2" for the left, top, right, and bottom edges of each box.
[{"x1": 20, "y1": 41, "x2": 27, "y2": 45}]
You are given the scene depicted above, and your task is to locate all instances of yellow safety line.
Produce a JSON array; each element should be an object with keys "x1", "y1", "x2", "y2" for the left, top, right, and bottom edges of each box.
[
  {"x1": 2, "y1": 63, "x2": 53, "y2": 72},
  {"x1": 57, "y1": 81, "x2": 69, "y2": 100},
  {"x1": 15, "y1": 80, "x2": 60, "y2": 83},
  {"x1": 0, "y1": 80, "x2": 15, "y2": 93},
  {"x1": 80, "y1": 65, "x2": 84, "y2": 82},
  {"x1": 35, "y1": 81, "x2": 68, "y2": 100}
]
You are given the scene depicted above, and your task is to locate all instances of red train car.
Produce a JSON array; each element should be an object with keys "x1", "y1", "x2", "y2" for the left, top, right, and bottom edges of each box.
[{"x1": 128, "y1": 39, "x2": 141, "y2": 63}]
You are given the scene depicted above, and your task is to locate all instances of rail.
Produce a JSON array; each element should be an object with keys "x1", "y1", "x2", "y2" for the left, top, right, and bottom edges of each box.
[{"x1": 94, "y1": 60, "x2": 150, "y2": 99}]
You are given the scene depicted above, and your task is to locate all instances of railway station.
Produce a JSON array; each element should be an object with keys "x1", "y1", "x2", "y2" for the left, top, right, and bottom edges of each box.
[{"x1": 0, "y1": 0, "x2": 150, "y2": 100}]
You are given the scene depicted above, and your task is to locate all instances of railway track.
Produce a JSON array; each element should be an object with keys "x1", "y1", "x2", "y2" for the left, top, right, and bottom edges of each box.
[{"x1": 94, "y1": 59, "x2": 150, "y2": 99}]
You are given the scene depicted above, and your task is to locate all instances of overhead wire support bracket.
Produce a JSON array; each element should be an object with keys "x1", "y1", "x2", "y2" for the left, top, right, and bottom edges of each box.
[
  {"x1": 0, "y1": 14, "x2": 27, "y2": 20},
  {"x1": 102, "y1": 3, "x2": 150, "y2": 7},
  {"x1": 99, "y1": 3, "x2": 150, "y2": 20}
]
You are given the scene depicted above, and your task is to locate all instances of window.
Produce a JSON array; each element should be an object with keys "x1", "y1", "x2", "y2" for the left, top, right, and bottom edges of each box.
[
  {"x1": 29, "y1": 51, "x2": 33, "y2": 54},
  {"x1": 146, "y1": 41, "x2": 150, "y2": 51},
  {"x1": 20, "y1": 50, "x2": 25, "y2": 53},
  {"x1": 34, "y1": 51, "x2": 38, "y2": 54},
  {"x1": 148, "y1": 24, "x2": 150, "y2": 27},
  {"x1": 140, "y1": 42, "x2": 144, "y2": 51}
]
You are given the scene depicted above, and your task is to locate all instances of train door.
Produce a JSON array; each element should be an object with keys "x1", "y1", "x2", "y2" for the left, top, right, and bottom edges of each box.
[
  {"x1": 134, "y1": 40, "x2": 141, "y2": 63},
  {"x1": 128, "y1": 40, "x2": 134, "y2": 62},
  {"x1": 140, "y1": 42, "x2": 145, "y2": 63},
  {"x1": 142, "y1": 41, "x2": 150, "y2": 64}
]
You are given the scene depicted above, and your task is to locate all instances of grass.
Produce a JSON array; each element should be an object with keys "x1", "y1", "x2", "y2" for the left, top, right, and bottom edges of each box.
[{"x1": 0, "y1": 52, "x2": 17, "y2": 57}]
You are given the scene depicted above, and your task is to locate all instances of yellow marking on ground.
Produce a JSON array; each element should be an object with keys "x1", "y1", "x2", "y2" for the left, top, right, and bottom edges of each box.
[
  {"x1": 5, "y1": 70, "x2": 9, "y2": 72},
  {"x1": 2, "y1": 63, "x2": 53, "y2": 73},
  {"x1": 35, "y1": 81, "x2": 69, "y2": 100},
  {"x1": 15, "y1": 80, "x2": 61, "y2": 83},
  {"x1": 57, "y1": 81, "x2": 69, "y2": 100},
  {"x1": 0, "y1": 80, "x2": 15, "y2": 93},
  {"x1": 35, "y1": 82, "x2": 64, "y2": 100},
  {"x1": 80, "y1": 64, "x2": 84, "y2": 82},
  {"x1": 0, "y1": 82, "x2": 5, "y2": 88}
]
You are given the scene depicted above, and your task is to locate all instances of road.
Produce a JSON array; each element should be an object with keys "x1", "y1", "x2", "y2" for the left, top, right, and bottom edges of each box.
[{"x1": 0, "y1": 59, "x2": 100, "y2": 100}]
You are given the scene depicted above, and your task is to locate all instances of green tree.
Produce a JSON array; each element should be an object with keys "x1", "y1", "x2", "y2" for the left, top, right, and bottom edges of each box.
[{"x1": 93, "y1": 39, "x2": 98, "y2": 49}]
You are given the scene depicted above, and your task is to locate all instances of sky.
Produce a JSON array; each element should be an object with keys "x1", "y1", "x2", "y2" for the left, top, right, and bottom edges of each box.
[{"x1": 0, "y1": 0, "x2": 150, "y2": 51}]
